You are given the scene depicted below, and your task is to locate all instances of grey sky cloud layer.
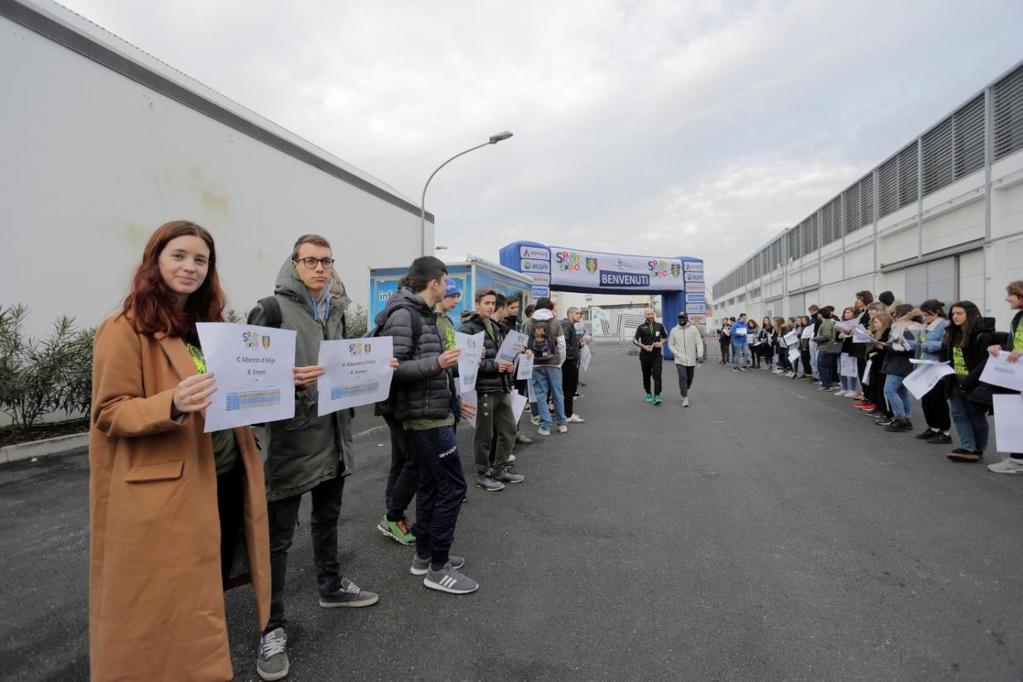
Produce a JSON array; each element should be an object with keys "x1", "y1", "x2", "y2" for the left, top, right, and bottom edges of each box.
[{"x1": 61, "y1": 0, "x2": 1023, "y2": 289}]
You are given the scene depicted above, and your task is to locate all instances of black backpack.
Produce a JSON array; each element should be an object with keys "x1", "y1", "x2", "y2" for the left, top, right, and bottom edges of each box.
[{"x1": 526, "y1": 318, "x2": 559, "y2": 362}]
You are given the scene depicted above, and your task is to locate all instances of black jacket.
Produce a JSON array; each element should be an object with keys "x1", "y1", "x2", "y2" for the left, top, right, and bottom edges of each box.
[
  {"x1": 561, "y1": 318, "x2": 580, "y2": 362},
  {"x1": 377, "y1": 287, "x2": 451, "y2": 422},
  {"x1": 459, "y1": 312, "x2": 511, "y2": 395},
  {"x1": 940, "y1": 317, "x2": 998, "y2": 407}
]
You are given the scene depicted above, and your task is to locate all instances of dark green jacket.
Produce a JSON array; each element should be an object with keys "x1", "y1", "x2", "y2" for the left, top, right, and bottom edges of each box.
[{"x1": 248, "y1": 258, "x2": 355, "y2": 502}]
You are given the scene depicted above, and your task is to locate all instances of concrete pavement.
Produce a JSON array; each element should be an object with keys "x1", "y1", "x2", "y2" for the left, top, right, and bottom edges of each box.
[{"x1": 1, "y1": 351, "x2": 1022, "y2": 680}]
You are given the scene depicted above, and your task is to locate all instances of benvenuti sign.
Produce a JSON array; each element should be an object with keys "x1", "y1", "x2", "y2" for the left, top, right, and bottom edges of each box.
[{"x1": 550, "y1": 246, "x2": 684, "y2": 292}]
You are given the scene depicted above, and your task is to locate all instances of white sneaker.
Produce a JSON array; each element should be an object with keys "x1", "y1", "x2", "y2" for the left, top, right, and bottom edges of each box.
[
  {"x1": 537, "y1": 426, "x2": 551, "y2": 436},
  {"x1": 987, "y1": 458, "x2": 1023, "y2": 475},
  {"x1": 567, "y1": 414, "x2": 586, "y2": 423},
  {"x1": 530, "y1": 415, "x2": 540, "y2": 426},
  {"x1": 508, "y1": 453, "x2": 516, "y2": 462},
  {"x1": 682, "y1": 397, "x2": 690, "y2": 407},
  {"x1": 834, "y1": 390, "x2": 848, "y2": 397},
  {"x1": 557, "y1": 424, "x2": 568, "y2": 433}
]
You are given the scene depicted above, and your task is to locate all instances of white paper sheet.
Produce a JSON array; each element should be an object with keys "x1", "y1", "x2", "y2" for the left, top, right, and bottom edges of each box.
[
  {"x1": 801, "y1": 326, "x2": 814, "y2": 340},
  {"x1": 783, "y1": 331, "x2": 799, "y2": 348},
  {"x1": 496, "y1": 330, "x2": 529, "y2": 364},
  {"x1": 459, "y1": 388, "x2": 477, "y2": 428},
  {"x1": 516, "y1": 352, "x2": 534, "y2": 380},
  {"x1": 993, "y1": 394, "x2": 1023, "y2": 453},
  {"x1": 580, "y1": 344, "x2": 593, "y2": 371},
  {"x1": 788, "y1": 348, "x2": 801, "y2": 365},
  {"x1": 835, "y1": 320, "x2": 855, "y2": 333},
  {"x1": 840, "y1": 354, "x2": 859, "y2": 378},
  {"x1": 909, "y1": 358, "x2": 946, "y2": 365},
  {"x1": 317, "y1": 336, "x2": 394, "y2": 415},
  {"x1": 510, "y1": 389, "x2": 528, "y2": 423},
  {"x1": 980, "y1": 351, "x2": 1023, "y2": 392},
  {"x1": 455, "y1": 331, "x2": 485, "y2": 393},
  {"x1": 862, "y1": 359, "x2": 873, "y2": 386},
  {"x1": 902, "y1": 363, "x2": 956, "y2": 400},
  {"x1": 852, "y1": 325, "x2": 873, "y2": 344},
  {"x1": 196, "y1": 322, "x2": 296, "y2": 432}
]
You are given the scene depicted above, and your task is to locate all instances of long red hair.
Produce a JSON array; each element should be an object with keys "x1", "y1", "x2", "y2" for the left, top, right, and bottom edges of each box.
[{"x1": 123, "y1": 220, "x2": 226, "y2": 339}]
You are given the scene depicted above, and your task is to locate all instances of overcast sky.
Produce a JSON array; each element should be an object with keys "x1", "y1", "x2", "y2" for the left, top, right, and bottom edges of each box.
[{"x1": 60, "y1": 0, "x2": 1023, "y2": 289}]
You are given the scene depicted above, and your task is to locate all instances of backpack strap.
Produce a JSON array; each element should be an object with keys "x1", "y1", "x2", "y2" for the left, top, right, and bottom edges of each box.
[{"x1": 257, "y1": 296, "x2": 283, "y2": 329}]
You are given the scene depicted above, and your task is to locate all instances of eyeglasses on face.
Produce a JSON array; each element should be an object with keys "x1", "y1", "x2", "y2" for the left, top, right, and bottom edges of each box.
[{"x1": 294, "y1": 257, "x2": 335, "y2": 270}]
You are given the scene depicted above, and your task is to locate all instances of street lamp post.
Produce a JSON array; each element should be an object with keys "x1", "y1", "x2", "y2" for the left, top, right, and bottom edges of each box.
[{"x1": 419, "y1": 131, "x2": 513, "y2": 256}]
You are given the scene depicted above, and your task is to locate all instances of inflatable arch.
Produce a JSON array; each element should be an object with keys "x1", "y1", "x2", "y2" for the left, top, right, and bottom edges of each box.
[{"x1": 498, "y1": 241, "x2": 704, "y2": 360}]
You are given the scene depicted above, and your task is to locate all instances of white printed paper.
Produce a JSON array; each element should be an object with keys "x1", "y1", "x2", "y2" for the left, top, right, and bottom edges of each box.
[
  {"x1": 788, "y1": 348, "x2": 800, "y2": 365},
  {"x1": 852, "y1": 325, "x2": 873, "y2": 344},
  {"x1": 496, "y1": 330, "x2": 529, "y2": 364},
  {"x1": 580, "y1": 344, "x2": 593, "y2": 371},
  {"x1": 980, "y1": 352, "x2": 1023, "y2": 392},
  {"x1": 734, "y1": 327, "x2": 748, "y2": 338},
  {"x1": 459, "y1": 388, "x2": 477, "y2": 428},
  {"x1": 317, "y1": 337, "x2": 394, "y2": 415},
  {"x1": 862, "y1": 359, "x2": 873, "y2": 386},
  {"x1": 835, "y1": 320, "x2": 855, "y2": 334},
  {"x1": 455, "y1": 331, "x2": 485, "y2": 393},
  {"x1": 516, "y1": 352, "x2": 534, "y2": 380},
  {"x1": 196, "y1": 322, "x2": 296, "y2": 432},
  {"x1": 993, "y1": 394, "x2": 1023, "y2": 453},
  {"x1": 909, "y1": 358, "x2": 946, "y2": 365},
  {"x1": 783, "y1": 331, "x2": 799, "y2": 348},
  {"x1": 840, "y1": 354, "x2": 859, "y2": 378},
  {"x1": 510, "y1": 389, "x2": 528, "y2": 423},
  {"x1": 801, "y1": 326, "x2": 814, "y2": 340},
  {"x1": 902, "y1": 363, "x2": 956, "y2": 400}
]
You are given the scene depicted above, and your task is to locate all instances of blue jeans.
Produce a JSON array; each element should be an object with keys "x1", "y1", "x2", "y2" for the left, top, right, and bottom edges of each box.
[
  {"x1": 532, "y1": 365, "x2": 567, "y2": 428},
  {"x1": 883, "y1": 374, "x2": 912, "y2": 417},
  {"x1": 731, "y1": 342, "x2": 750, "y2": 368},
  {"x1": 840, "y1": 374, "x2": 859, "y2": 392},
  {"x1": 948, "y1": 392, "x2": 989, "y2": 452}
]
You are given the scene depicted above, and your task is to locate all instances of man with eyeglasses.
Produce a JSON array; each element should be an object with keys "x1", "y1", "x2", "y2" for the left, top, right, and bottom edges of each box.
[{"x1": 248, "y1": 234, "x2": 378, "y2": 681}]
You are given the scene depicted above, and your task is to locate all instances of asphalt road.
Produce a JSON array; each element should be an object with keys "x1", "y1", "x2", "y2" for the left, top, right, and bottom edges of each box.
[{"x1": 2, "y1": 351, "x2": 1022, "y2": 681}]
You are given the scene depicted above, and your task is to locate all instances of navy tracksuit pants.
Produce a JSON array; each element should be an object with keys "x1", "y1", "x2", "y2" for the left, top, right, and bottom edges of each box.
[{"x1": 408, "y1": 425, "x2": 467, "y2": 568}]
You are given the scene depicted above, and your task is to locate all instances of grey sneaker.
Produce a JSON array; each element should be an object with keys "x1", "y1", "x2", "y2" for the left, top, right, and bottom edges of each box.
[
  {"x1": 537, "y1": 426, "x2": 551, "y2": 436},
  {"x1": 515, "y1": 433, "x2": 533, "y2": 444},
  {"x1": 475, "y1": 474, "x2": 505, "y2": 492},
  {"x1": 494, "y1": 467, "x2": 525, "y2": 484},
  {"x1": 411, "y1": 554, "x2": 465, "y2": 576},
  {"x1": 530, "y1": 415, "x2": 540, "y2": 426},
  {"x1": 257, "y1": 627, "x2": 289, "y2": 681},
  {"x1": 319, "y1": 578, "x2": 379, "y2": 608},
  {"x1": 987, "y1": 457, "x2": 1023, "y2": 475},
  {"x1": 424, "y1": 563, "x2": 479, "y2": 594}
]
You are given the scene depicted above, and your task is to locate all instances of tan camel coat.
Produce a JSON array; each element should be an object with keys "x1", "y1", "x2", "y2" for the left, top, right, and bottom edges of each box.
[{"x1": 89, "y1": 313, "x2": 270, "y2": 681}]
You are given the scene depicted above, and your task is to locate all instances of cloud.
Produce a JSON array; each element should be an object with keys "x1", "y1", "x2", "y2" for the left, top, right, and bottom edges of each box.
[{"x1": 58, "y1": 0, "x2": 1023, "y2": 295}]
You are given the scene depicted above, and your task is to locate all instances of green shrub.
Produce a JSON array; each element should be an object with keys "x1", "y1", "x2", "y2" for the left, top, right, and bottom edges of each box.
[
  {"x1": 0, "y1": 305, "x2": 95, "y2": 431},
  {"x1": 346, "y1": 303, "x2": 368, "y2": 338}
]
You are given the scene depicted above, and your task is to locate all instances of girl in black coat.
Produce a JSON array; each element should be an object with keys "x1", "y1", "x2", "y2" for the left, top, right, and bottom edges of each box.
[{"x1": 941, "y1": 301, "x2": 998, "y2": 463}]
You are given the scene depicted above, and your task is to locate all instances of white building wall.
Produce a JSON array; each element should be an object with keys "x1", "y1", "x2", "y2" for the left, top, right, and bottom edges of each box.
[{"x1": 1, "y1": 3, "x2": 427, "y2": 337}]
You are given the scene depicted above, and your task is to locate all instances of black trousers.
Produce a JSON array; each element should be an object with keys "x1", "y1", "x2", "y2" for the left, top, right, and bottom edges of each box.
[
  {"x1": 921, "y1": 383, "x2": 951, "y2": 430},
  {"x1": 562, "y1": 359, "x2": 579, "y2": 416},
  {"x1": 640, "y1": 353, "x2": 663, "y2": 395},
  {"x1": 383, "y1": 413, "x2": 417, "y2": 521},
  {"x1": 216, "y1": 459, "x2": 245, "y2": 587},
  {"x1": 719, "y1": 340, "x2": 730, "y2": 363},
  {"x1": 675, "y1": 364, "x2": 696, "y2": 397},
  {"x1": 409, "y1": 426, "x2": 467, "y2": 568},
  {"x1": 266, "y1": 475, "x2": 345, "y2": 632}
]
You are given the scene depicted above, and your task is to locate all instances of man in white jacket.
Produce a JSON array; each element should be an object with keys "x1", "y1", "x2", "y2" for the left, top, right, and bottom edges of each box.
[
  {"x1": 526, "y1": 297, "x2": 568, "y2": 436},
  {"x1": 668, "y1": 312, "x2": 705, "y2": 407}
]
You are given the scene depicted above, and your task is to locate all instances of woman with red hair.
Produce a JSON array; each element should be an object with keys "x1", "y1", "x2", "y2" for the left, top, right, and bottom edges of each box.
[{"x1": 89, "y1": 220, "x2": 270, "y2": 681}]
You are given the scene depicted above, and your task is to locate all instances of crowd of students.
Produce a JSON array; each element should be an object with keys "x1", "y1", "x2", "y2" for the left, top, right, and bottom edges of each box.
[
  {"x1": 88, "y1": 221, "x2": 590, "y2": 681},
  {"x1": 717, "y1": 285, "x2": 1023, "y2": 472}
]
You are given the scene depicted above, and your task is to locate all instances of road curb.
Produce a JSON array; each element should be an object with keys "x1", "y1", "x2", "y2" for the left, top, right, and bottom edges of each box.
[{"x1": 0, "y1": 432, "x2": 88, "y2": 465}]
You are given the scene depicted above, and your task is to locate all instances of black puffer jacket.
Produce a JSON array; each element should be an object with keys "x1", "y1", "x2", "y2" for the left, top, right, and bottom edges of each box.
[
  {"x1": 459, "y1": 312, "x2": 510, "y2": 395},
  {"x1": 377, "y1": 287, "x2": 451, "y2": 422},
  {"x1": 561, "y1": 319, "x2": 580, "y2": 362}
]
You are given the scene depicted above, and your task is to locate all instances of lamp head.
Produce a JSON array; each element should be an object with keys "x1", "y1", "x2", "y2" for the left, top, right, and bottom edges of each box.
[{"x1": 489, "y1": 131, "x2": 513, "y2": 144}]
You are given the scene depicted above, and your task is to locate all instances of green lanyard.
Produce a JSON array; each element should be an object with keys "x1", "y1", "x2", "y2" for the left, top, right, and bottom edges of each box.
[{"x1": 186, "y1": 343, "x2": 207, "y2": 374}]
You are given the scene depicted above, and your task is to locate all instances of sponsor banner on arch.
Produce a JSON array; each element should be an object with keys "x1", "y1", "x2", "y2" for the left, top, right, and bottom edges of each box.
[{"x1": 548, "y1": 246, "x2": 685, "y2": 292}]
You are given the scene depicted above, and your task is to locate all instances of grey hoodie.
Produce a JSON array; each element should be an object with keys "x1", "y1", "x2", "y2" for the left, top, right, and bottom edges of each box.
[{"x1": 247, "y1": 257, "x2": 354, "y2": 502}]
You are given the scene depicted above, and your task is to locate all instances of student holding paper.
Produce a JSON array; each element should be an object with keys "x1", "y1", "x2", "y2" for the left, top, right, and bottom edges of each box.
[
  {"x1": 879, "y1": 305, "x2": 924, "y2": 432},
  {"x1": 248, "y1": 234, "x2": 377, "y2": 680},
  {"x1": 89, "y1": 221, "x2": 270, "y2": 681},
  {"x1": 986, "y1": 281, "x2": 1023, "y2": 474},
  {"x1": 942, "y1": 301, "x2": 998, "y2": 463},
  {"x1": 460, "y1": 289, "x2": 523, "y2": 492},
  {"x1": 380, "y1": 257, "x2": 478, "y2": 594},
  {"x1": 916, "y1": 300, "x2": 952, "y2": 444}
]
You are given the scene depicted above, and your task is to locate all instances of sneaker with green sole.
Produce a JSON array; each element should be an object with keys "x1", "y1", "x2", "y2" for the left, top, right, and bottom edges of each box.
[
  {"x1": 644, "y1": 394, "x2": 654, "y2": 403},
  {"x1": 377, "y1": 515, "x2": 415, "y2": 545}
]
